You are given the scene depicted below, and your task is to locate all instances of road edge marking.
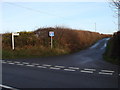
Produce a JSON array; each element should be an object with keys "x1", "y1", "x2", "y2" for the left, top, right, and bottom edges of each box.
[{"x1": 0, "y1": 84, "x2": 18, "y2": 90}]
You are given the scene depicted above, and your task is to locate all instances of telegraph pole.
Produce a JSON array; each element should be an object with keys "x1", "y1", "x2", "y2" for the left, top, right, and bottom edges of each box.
[{"x1": 95, "y1": 23, "x2": 96, "y2": 32}]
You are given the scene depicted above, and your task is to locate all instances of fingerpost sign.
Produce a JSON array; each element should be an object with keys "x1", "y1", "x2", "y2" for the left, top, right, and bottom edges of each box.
[{"x1": 12, "y1": 32, "x2": 19, "y2": 50}]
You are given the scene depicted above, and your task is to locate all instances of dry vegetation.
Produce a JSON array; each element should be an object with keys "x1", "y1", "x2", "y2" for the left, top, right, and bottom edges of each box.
[{"x1": 2, "y1": 26, "x2": 111, "y2": 59}]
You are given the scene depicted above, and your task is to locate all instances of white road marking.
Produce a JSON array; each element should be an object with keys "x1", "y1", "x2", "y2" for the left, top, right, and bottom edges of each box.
[
  {"x1": 0, "y1": 60, "x2": 2, "y2": 63},
  {"x1": 101, "y1": 70, "x2": 114, "y2": 73},
  {"x1": 54, "y1": 65, "x2": 65, "y2": 68},
  {"x1": 64, "y1": 69, "x2": 76, "y2": 71},
  {"x1": 6, "y1": 61, "x2": 12, "y2": 63},
  {"x1": 68, "y1": 67, "x2": 79, "y2": 70},
  {"x1": 84, "y1": 68, "x2": 96, "y2": 71},
  {"x1": 2, "y1": 61, "x2": 7, "y2": 63},
  {"x1": 101, "y1": 43, "x2": 107, "y2": 50},
  {"x1": 90, "y1": 42, "x2": 100, "y2": 49},
  {"x1": 0, "y1": 84, "x2": 18, "y2": 90},
  {"x1": 99, "y1": 72, "x2": 113, "y2": 75},
  {"x1": 14, "y1": 61, "x2": 20, "y2": 63},
  {"x1": 16, "y1": 64, "x2": 24, "y2": 66},
  {"x1": 26, "y1": 65, "x2": 35, "y2": 67},
  {"x1": 42, "y1": 64, "x2": 52, "y2": 67},
  {"x1": 106, "y1": 38, "x2": 110, "y2": 40},
  {"x1": 22, "y1": 62, "x2": 29, "y2": 64},
  {"x1": 3, "y1": 61, "x2": 118, "y2": 76},
  {"x1": 50, "y1": 67, "x2": 60, "y2": 70},
  {"x1": 8, "y1": 63, "x2": 15, "y2": 65},
  {"x1": 37, "y1": 66, "x2": 47, "y2": 68},
  {"x1": 80, "y1": 70, "x2": 93, "y2": 73}
]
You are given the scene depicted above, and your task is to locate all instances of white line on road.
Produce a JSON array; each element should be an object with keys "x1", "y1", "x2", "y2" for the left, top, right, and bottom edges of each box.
[
  {"x1": 42, "y1": 64, "x2": 52, "y2": 67},
  {"x1": 90, "y1": 42, "x2": 100, "y2": 49},
  {"x1": 22, "y1": 62, "x2": 29, "y2": 64},
  {"x1": 101, "y1": 70, "x2": 114, "y2": 73},
  {"x1": 68, "y1": 67, "x2": 79, "y2": 70},
  {"x1": 50, "y1": 67, "x2": 60, "y2": 70},
  {"x1": 98, "y1": 72, "x2": 113, "y2": 75},
  {"x1": 37, "y1": 66, "x2": 47, "y2": 68},
  {"x1": 84, "y1": 68, "x2": 96, "y2": 71},
  {"x1": 14, "y1": 61, "x2": 20, "y2": 63},
  {"x1": 54, "y1": 65, "x2": 65, "y2": 68},
  {"x1": 0, "y1": 84, "x2": 18, "y2": 90},
  {"x1": 100, "y1": 43, "x2": 106, "y2": 50},
  {"x1": 6, "y1": 61, "x2": 12, "y2": 63},
  {"x1": 64, "y1": 69, "x2": 76, "y2": 72},
  {"x1": 26, "y1": 65, "x2": 35, "y2": 67},
  {"x1": 2, "y1": 61, "x2": 7, "y2": 63},
  {"x1": 8, "y1": 63, "x2": 15, "y2": 65},
  {"x1": 80, "y1": 70, "x2": 93, "y2": 73}
]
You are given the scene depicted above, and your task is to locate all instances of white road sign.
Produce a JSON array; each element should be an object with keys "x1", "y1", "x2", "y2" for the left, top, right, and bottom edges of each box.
[
  {"x1": 12, "y1": 32, "x2": 19, "y2": 50},
  {"x1": 13, "y1": 33, "x2": 19, "y2": 36}
]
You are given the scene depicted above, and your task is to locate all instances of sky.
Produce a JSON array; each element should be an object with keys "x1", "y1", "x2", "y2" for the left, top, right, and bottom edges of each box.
[{"x1": 0, "y1": 1, "x2": 118, "y2": 34}]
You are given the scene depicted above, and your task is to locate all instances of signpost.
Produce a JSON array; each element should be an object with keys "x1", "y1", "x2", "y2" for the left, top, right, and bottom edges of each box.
[
  {"x1": 49, "y1": 31, "x2": 54, "y2": 49},
  {"x1": 12, "y1": 32, "x2": 19, "y2": 50}
]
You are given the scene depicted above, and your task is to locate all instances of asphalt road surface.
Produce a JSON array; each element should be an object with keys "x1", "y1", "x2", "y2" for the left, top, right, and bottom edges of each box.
[{"x1": 1, "y1": 38, "x2": 120, "y2": 89}]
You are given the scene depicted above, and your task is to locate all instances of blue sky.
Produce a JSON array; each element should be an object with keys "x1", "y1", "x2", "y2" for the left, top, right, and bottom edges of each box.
[{"x1": 1, "y1": 2, "x2": 118, "y2": 34}]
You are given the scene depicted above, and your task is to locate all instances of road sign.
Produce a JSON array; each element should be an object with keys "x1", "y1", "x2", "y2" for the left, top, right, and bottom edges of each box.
[
  {"x1": 13, "y1": 33, "x2": 19, "y2": 36},
  {"x1": 49, "y1": 31, "x2": 54, "y2": 49},
  {"x1": 49, "y1": 31, "x2": 54, "y2": 37},
  {"x1": 12, "y1": 32, "x2": 19, "y2": 50}
]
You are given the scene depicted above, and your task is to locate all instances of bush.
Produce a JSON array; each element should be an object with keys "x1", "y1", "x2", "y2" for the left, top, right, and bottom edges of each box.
[
  {"x1": 2, "y1": 26, "x2": 111, "y2": 59},
  {"x1": 104, "y1": 31, "x2": 120, "y2": 65}
]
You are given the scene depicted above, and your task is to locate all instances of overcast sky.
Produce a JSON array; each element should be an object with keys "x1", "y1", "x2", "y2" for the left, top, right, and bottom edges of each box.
[{"x1": 1, "y1": 1, "x2": 118, "y2": 34}]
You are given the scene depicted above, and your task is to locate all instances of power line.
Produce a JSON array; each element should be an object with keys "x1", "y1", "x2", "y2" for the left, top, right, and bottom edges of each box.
[{"x1": 5, "y1": 2, "x2": 65, "y2": 19}]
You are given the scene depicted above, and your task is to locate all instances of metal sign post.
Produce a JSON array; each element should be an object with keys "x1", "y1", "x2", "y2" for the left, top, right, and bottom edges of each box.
[
  {"x1": 51, "y1": 36, "x2": 53, "y2": 49},
  {"x1": 49, "y1": 31, "x2": 54, "y2": 49},
  {"x1": 12, "y1": 33, "x2": 19, "y2": 50}
]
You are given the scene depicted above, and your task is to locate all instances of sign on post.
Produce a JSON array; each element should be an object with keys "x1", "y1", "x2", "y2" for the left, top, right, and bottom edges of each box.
[
  {"x1": 12, "y1": 32, "x2": 19, "y2": 50},
  {"x1": 49, "y1": 31, "x2": 54, "y2": 49},
  {"x1": 49, "y1": 31, "x2": 54, "y2": 37}
]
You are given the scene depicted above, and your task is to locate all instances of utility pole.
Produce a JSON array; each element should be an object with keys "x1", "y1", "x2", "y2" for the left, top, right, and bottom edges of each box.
[
  {"x1": 95, "y1": 23, "x2": 96, "y2": 32},
  {"x1": 118, "y1": 5, "x2": 120, "y2": 31}
]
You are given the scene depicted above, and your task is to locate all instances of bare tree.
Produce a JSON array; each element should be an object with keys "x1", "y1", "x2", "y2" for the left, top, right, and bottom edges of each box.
[
  {"x1": 112, "y1": 0, "x2": 120, "y2": 9},
  {"x1": 110, "y1": 0, "x2": 120, "y2": 31}
]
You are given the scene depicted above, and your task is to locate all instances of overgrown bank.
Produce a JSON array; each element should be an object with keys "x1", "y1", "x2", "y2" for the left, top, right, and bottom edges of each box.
[
  {"x1": 2, "y1": 27, "x2": 111, "y2": 59},
  {"x1": 104, "y1": 31, "x2": 120, "y2": 65}
]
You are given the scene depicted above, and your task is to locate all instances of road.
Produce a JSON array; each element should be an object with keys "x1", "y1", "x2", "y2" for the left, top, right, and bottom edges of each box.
[{"x1": 1, "y1": 38, "x2": 120, "y2": 89}]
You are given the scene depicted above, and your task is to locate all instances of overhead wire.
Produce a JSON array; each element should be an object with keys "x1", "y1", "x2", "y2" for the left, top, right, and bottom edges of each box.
[{"x1": 5, "y1": 2, "x2": 66, "y2": 19}]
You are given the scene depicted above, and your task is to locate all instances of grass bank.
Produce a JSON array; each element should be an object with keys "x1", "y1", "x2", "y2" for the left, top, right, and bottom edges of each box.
[
  {"x1": 103, "y1": 31, "x2": 120, "y2": 65},
  {"x1": 2, "y1": 26, "x2": 111, "y2": 59}
]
